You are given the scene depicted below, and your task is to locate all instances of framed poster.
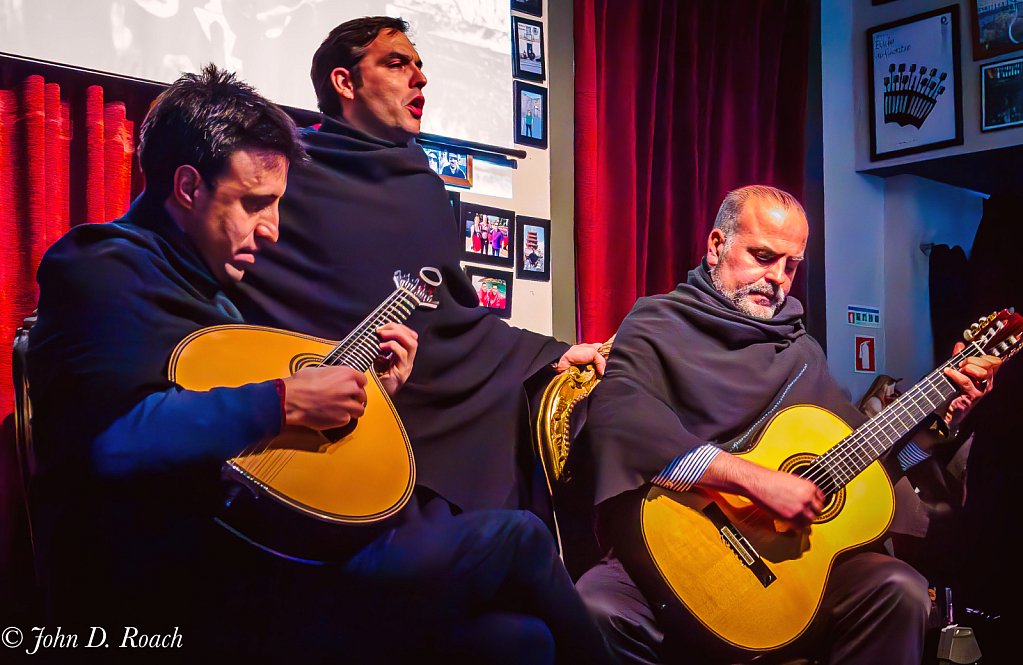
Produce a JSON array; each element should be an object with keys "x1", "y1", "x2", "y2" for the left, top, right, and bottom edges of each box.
[
  {"x1": 464, "y1": 265, "x2": 514, "y2": 319},
  {"x1": 515, "y1": 216, "x2": 550, "y2": 281},
  {"x1": 511, "y1": 0, "x2": 541, "y2": 18},
  {"x1": 971, "y1": 0, "x2": 1023, "y2": 61},
  {"x1": 868, "y1": 6, "x2": 963, "y2": 160},
  {"x1": 982, "y1": 56, "x2": 1023, "y2": 130},
  {"x1": 514, "y1": 81, "x2": 548, "y2": 149},
  {"x1": 424, "y1": 146, "x2": 472, "y2": 188},
  {"x1": 512, "y1": 16, "x2": 546, "y2": 82},
  {"x1": 461, "y1": 202, "x2": 515, "y2": 268}
]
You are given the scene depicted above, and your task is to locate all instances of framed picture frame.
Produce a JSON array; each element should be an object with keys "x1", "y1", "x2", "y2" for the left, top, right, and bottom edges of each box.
[
  {"x1": 511, "y1": 0, "x2": 541, "y2": 18},
  {"x1": 515, "y1": 216, "x2": 550, "y2": 282},
  {"x1": 464, "y1": 265, "x2": 514, "y2": 319},
  {"x1": 868, "y1": 6, "x2": 963, "y2": 161},
  {"x1": 512, "y1": 16, "x2": 546, "y2": 83},
  {"x1": 514, "y1": 81, "x2": 548, "y2": 149},
  {"x1": 971, "y1": 1, "x2": 1023, "y2": 61},
  {"x1": 447, "y1": 190, "x2": 461, "y2": 235},
  {"x1": 424, "y1": 146, "x2": 472, "y2": 188},
  {"x1": 461, "y1": 202, "x2": 515, "y2": 268},
  {"x1": 981, "y1": 56, "x2": 1023, "y2": 131}
]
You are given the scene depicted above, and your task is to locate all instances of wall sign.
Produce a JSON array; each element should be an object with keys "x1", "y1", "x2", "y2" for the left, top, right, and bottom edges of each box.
[
  {"x1": 848, "y1": 305, "x2": 881, "y2": 328},
  {"x1": 855, "y1": 336, "x2": 877, "y2": 374}
]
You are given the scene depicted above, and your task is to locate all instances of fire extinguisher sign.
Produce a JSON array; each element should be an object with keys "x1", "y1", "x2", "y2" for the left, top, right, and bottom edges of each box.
[{"x1": 855, "y1": 336, "x2": 876, "y2": 374}]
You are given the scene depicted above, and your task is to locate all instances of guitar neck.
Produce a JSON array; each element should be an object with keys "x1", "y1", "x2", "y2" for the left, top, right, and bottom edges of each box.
[
  {"x1": 812, "y1": 342, "x2": 983, "y2": 494},
  {"x1": 319, "y1": 288, "x2": 419, "y2": 373}
]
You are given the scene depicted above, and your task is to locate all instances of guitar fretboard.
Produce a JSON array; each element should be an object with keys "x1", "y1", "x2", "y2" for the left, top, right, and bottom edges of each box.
[
  {"x1": 319, "y1": 288, "x2": 420, "y2": 373},
  {"x1": 804, "y1": 343, "x2": 980, "y2": 495}
]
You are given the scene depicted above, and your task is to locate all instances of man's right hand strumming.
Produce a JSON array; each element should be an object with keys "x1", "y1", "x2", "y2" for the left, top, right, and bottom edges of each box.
[{"x1": 282, "y1": 366, "x2": 368, "y2": 430}]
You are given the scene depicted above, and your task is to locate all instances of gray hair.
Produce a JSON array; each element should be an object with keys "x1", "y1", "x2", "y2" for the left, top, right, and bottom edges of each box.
[{"x1": 713, "y1": 185, "x2": 805, "y2": 247}]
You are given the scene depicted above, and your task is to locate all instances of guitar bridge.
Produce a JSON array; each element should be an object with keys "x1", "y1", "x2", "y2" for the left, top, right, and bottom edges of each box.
[{"x1": 703, "y1": 502, "x2": 776, "y2": 588}]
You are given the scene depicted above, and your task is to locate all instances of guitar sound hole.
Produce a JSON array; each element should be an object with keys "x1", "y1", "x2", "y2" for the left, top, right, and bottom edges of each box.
[{"x1": 781, "y1": 455, "x2": 846, "y2": 523}]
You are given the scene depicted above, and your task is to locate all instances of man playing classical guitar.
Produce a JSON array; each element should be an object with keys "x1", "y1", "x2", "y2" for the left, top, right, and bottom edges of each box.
[
  {"x1": 576, "y1": 185, "x2": 1001, "y2": 664},
  {"x1": 28, "y1": 66, "x2": 614, "y2": 663}
]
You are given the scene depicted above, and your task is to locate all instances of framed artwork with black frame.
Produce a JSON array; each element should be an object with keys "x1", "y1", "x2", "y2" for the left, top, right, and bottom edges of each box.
[
  {"x1": 514, "y1": 81, "x2": 547, "y2": 149},
  {"x1": 868, "y1": 5, "x2": 963, "y2": 161},
  {"x1": 461, "y1": 202, "x2": 515, "y2": 268},
  {"x1": 981, "y1": 56, "x2": 1023, "y2": 130},
  {"x1": 971, "y1": 0, "x2": 1023, "y2": 61},
  {"x1": 515, "y1": 216, "x2": 550, "y2": 282},
  {"x1": 464, "y1": 265, "x2": 514, "y2": 319},
  {"x1": 447, "y1": 190, "x2": 461, "y2": 236},
  {"x1": 511, "y1": 0, "x2": 541, "y2": 18},
  {"x1": 512, "y1": 16, "x2": 546, "y2": 82}
]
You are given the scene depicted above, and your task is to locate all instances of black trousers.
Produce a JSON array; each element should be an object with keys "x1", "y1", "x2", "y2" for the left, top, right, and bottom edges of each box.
[
  {"x1": 577, "y1": 552, "x2": 930, "y2": 665},
  {"x1": 230, "y1": 496, "x2": 616, "y2": 665}
]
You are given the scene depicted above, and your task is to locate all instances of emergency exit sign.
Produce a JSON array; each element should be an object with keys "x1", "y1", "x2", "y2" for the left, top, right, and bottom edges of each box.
[{"x1": 848, "y1": 305, "x2": 881, "y2": 328}]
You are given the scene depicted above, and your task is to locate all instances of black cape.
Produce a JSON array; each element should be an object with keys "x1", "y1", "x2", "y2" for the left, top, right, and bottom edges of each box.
[
  {"x1": 231, "y1": 116, "x2": 568, "y2": 512},
  {"x1": 582, "y1": 261, "x2": 867, "y2": 506}
]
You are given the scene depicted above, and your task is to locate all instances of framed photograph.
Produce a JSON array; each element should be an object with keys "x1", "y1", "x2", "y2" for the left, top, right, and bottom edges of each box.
[
  {"x1": 461, "y1": 202, "x2": 515, "y2": 268},
  {"x1": 424, "y1": 146, "x2": 473, "y2": 188},
  {"x1": 447, "y1": 190, "x2": 461, "y2": 235},
  {"x1": 512, "y1": 16, "x2": 546, "y2": 82},
  {"x1": 511, "y1": 0, "x2": 541, "y2": 18},
  {"x1": 971, "y1": 1, "x2": 1023, "y2": 61},
  {"x1": 515, "y1": 216, "x2": 550, "y2": 282},
  {"x1": 464, "y1": 265, "x2": 514, "y2": 319},
  {"x1": 514, "y1": 81, "x2": 548, "y2": 149},
  {"x1": 868, "y1": 6, "x2": 963, "y2": 161},
  {"x1": 981, "y1": 56, "x2": 1023, "y2": 130}
]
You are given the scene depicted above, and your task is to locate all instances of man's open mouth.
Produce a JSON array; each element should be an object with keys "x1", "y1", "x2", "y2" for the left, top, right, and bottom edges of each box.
[{"x1": 407, "y1": 96, "x2": 425, "y2": 119}]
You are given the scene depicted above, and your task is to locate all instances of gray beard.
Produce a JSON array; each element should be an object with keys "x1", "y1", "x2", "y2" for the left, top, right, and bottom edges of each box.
[{"x1": 710, "y1": 264, "x2": 785, "y2": 320}]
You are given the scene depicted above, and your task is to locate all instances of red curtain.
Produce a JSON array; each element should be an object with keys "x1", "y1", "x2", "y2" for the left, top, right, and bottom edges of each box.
[
  {"x1": 0, "y1": 76, "x2": 133, "y2": 613},
  {"x1": 574, "y1": 0, "x2": 812, "y2": 342}
]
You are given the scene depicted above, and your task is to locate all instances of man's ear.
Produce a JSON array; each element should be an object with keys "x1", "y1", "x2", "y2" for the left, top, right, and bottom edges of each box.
[
  {"x1": 707, "y1": 229, "x2": 726, "y2": 267},
  {"x1": 330, "y1": 67, "x2": 356, "y2": 103},
  {"x1": 171, "y1": 165, "x2": 203, "y2": 211}
]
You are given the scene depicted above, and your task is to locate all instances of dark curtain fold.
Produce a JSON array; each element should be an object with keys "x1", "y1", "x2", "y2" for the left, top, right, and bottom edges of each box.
[{"x1": 575, "y1": 0, "x2": 812, "y2": 342}]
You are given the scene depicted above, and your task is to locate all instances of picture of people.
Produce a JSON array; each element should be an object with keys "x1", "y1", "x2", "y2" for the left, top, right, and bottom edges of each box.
[
  {"x1": 514, "y1": 82, "x2": 547, "y2": 148},
  {"x1": 464, "y1": 265, "x2": 514, "y2": 319},
  {"x1": 460, "y1": 203, "x2": 516, "y2": 268},
  {"x1": 513, "y1": 17, "x2": 545, "y2": 81},
  {"x1": 422, "y1": 146, "x2": 472, "y2": 187},
  {"x1": 515, "y1": 216, "x2": 551, "y2": 281}
]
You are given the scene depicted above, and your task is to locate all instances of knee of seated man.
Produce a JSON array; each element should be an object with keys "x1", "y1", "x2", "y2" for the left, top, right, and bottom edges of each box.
[{"x1": 876, "y1": 559, "x2": 931, "y2": 618}]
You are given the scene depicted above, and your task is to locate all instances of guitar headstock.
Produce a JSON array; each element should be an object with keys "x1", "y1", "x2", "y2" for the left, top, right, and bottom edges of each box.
[
  {"x1": 393, "y1": 267, "x2": 442, "y2": 310},
  {"x1": 964, "y1": 308, "x2": 1023, "y2": 359}
]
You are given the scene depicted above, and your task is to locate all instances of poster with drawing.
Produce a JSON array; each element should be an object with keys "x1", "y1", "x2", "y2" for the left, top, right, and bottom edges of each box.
[{"x1": 868, "y1": 6, "x2": 963, "y2": 160}]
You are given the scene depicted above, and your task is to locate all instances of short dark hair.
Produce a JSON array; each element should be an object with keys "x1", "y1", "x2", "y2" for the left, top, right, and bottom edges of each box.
[
  {"x1": 714, "y1": 185, "x2": 805, "y2": 248},
  {"x1": 310, "y1": 16, "x2": 410, "y2": 118},
  {"x1": 138, "y1": 64, "x2": 306, "y2": 199}
]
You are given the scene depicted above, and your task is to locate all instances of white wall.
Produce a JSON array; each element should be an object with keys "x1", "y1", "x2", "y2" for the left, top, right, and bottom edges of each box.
[{"x1": 822, "y1": 0, "x2": 986, "y2": 400}]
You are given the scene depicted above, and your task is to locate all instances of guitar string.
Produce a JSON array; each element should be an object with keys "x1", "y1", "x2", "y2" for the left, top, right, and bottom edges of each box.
[
  {"x1": 727, "y1": 344, "x2": 981, "y2": 533},
  {"x1": 241, "y1": 289, "x2": 412, "y2": 480},
  {"x1": 265, "y1": 295, "x2": 417, "y2": 483},
  {"x1": 806, "y1": 348, "x2": 971, "y2": 491},
  {"x1": 800, "y1": 345, "x2": 978, "y2": 494},
  {"x1": 260, "y1": 289, "x2": 422, "y2": 484}
]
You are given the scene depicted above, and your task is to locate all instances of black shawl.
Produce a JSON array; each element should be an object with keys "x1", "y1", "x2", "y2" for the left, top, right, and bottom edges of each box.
[
  {"x1": 582, "y1": 261, "x2": 866, "y2": 505},
  {"x1": 231, "y1": 116, "x2": 568, "y2": 512}
]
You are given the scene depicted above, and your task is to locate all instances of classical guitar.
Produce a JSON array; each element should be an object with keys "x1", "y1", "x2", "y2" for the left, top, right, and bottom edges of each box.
[
  {"x1": 619, "y1": 309, "x2": 1023, "y2": 656},
  {"x1": 167, "y1": 268, "x2": 440, "y2": 561}
]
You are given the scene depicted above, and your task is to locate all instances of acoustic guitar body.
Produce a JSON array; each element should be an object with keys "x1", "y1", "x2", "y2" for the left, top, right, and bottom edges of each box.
[
  {"x1": 622, "y1": 405, "x2": 895, "y2": 656},
  {"x1": 168, "y1": 325, "x2": 415, "y2": 560}
]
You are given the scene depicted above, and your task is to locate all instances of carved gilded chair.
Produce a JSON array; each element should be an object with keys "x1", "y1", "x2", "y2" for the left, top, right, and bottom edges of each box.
[{"x1": 534, "y1": 336, "x2": 613, "y2": 562}]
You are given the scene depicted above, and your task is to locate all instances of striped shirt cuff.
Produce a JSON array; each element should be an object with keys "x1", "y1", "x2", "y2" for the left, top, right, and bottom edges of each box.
[
  {"x1": 652, "y1": 444, "x2": 722, "y2": 492},
  {"x1": 898, "y1": 442, "x2": 931, "y2": 470}
]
